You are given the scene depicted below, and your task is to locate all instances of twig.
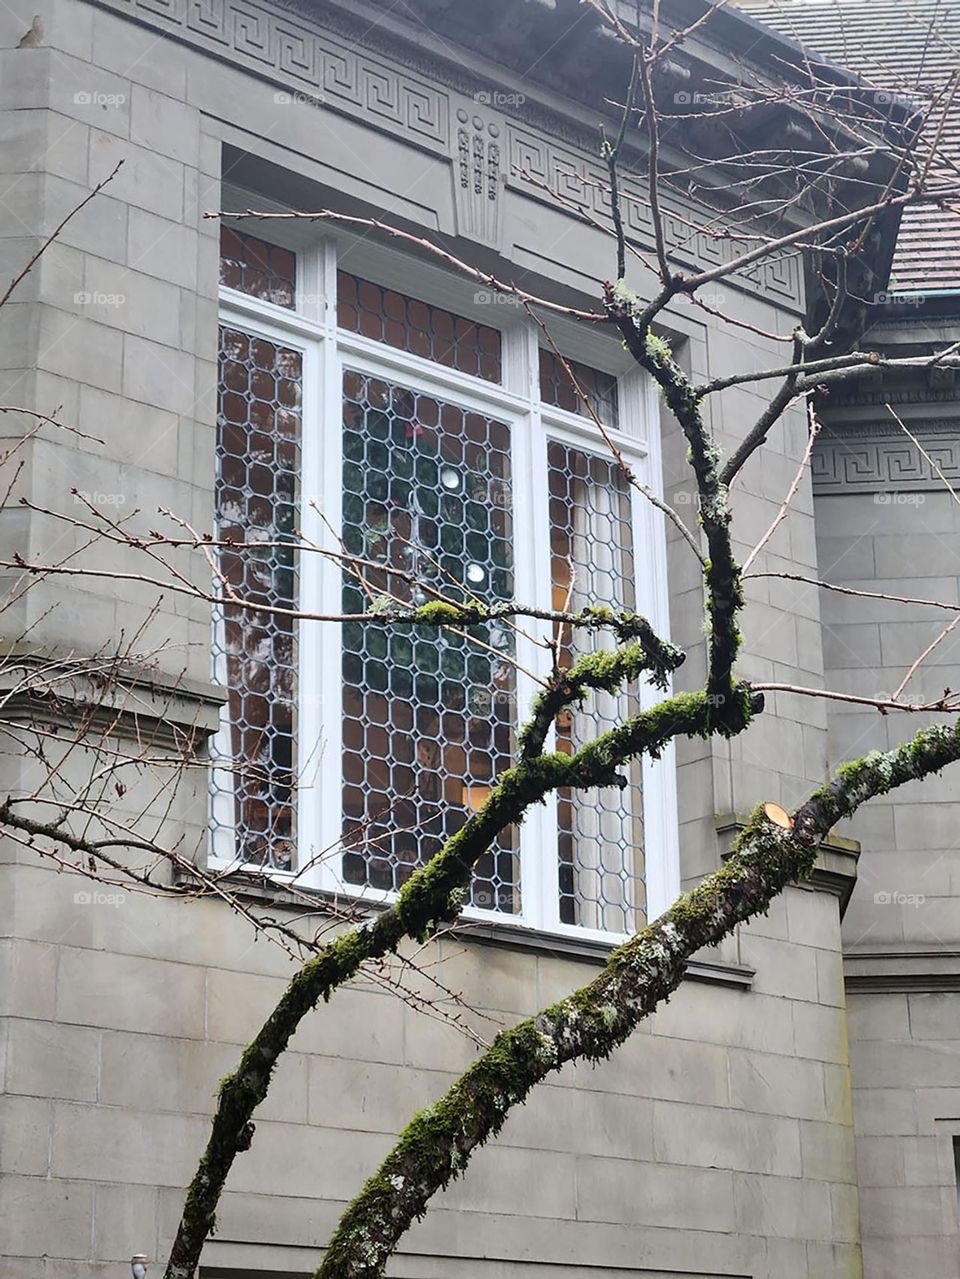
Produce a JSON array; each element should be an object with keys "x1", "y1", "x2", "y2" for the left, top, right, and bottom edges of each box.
[
  {"x1": 741, "y1": 402, "x2": 820, "y2": 573},
  {"x1": 0, "y1": 162, "x2": 123, "y2": 310}
]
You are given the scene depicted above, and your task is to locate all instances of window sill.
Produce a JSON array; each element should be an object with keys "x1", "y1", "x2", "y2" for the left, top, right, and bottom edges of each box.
[{"x1": 177, "y1": 866, "x2": 755, "y2": 987}]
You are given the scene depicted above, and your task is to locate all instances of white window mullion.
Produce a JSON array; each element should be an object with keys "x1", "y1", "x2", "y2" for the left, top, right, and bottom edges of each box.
[
  {"x1": 292, "y1": 326, "x2": 329, "y2": 888},
  {"x1": 301, "y1": 241, "x2": 349, "y2": 895},
  {"x1": 528, "y1": 406, "x2": 563, "y2": 935},
  {"x1": 502, "y1": 318, "x2": 561, "y2": 934},
  {"x1": 631, "y1": 370, "x2": 680, "y2": 918}
]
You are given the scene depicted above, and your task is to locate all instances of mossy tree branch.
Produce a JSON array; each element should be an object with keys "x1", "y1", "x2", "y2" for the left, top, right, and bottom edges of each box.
[
  {"x1": 313, "y1": 722, "x2": 960, "y2": 1279},
  {"x1": 163, "y1": 677, "x2": 712, "y2": 1279},
  {"x1": 604, "y1": 282, "x2": 745, "y2": 735},
  {"x1": 518, "y1": 633, "x2": 685, "y2": 759},
  {"x1": 386, "y1": 600, "x2": 678, "y2": 647}
]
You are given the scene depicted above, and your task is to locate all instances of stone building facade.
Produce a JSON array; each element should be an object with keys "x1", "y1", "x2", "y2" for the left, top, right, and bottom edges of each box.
[
  {"x1": 739, "y1": 6, "x2": 960, "y2": 1275},
  {"x1": 0, "y1": 1, "x2": 954, "y2": 1277}
]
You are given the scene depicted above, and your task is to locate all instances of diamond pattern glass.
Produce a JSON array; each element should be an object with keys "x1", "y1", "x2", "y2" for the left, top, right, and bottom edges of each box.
[
  {"x1": 337, "y1": 271, "x2": 502, "y2": 382},
  {"x1": 220, "y1": 228, "x2": 297, "y2": 309},
  {"x1": 340, "y1": 367, "x2": 518, "y2": 911},
  {"x1": 548, "y1": 440, "x2": 645, "y2": 932},
  {"x1": 210, "y1": 326, "x2": 302, "y2": 871},
  {"x1": 539, "y1": 348, "x2": 619, "y2": 429}
]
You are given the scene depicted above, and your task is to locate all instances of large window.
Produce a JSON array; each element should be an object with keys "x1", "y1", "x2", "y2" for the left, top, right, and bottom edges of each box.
[{"x1": 209, "y1": 229, "x2": 678, "y2": 941}]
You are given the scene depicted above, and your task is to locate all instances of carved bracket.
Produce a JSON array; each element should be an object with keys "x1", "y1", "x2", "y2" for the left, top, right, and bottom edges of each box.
[{"x1": 451, "y1": 102, "x2": 504, "y2": 249}]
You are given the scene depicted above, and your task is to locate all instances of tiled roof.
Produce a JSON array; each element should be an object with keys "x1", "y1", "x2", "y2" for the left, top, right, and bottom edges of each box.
[{"x1": 742, "y1": 0, "x2": 960, "y2": 294}]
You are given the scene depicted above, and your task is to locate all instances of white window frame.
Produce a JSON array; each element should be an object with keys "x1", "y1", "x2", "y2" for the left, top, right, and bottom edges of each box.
[{"x1": 211, "y1": 237, "x2": 679, "y2": 942}]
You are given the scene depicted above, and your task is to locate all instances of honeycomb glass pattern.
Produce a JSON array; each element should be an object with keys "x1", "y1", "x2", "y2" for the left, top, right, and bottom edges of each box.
[
  {"x1": 210, "y1": 326, "x2": 302, "y2": 871},
  {"x1": 337, "y1": 271, "x2": 502, "y2": 382},
  {"x1": 220, "y1": 227, "x2": 297, "y2": 309},
  {"x1": 539, "y1": 348, "x2": 619, "y2": 430},
  {"x1": 340, "y1": 368, "x2": 518, "y2": 910},
  {"x1": 548, "y1": 440, "x2": 645, "y2": 933}
]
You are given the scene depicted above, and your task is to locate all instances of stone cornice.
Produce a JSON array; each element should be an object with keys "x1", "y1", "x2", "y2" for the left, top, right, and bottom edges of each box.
[
  {"x1": 812, "y1": 417, "x2": 960, "y2": 494},
  {"x1": 844, "y1": 948, "x2": 960, "y2": 993},
  {"x1": 0, "y1": 643, "x2": 224, "y2": 747},
  {"x1": 174, "y1": 866, "x2": 756, "y2": 984},
  {"x1": 89, "y1": 0, "x2": 807, "y2": 307},
  {"x1": 819, "y1": 383, "x2": 960, "y2": 410}
]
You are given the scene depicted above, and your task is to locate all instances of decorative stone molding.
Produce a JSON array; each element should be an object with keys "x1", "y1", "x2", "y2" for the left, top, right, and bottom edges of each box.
[
  {"x1": 506, "y1": 125, "x2": 802, "y2": 306},
  {"x1": 98, "y1": 0, "x2": 450, "y2": 153},
  {"x1": 812, "y1": 419, "x2": 960, "y2": 494},
  {"x1": 822, "y1": 385, "x2": 960, "y2": 409},
  {"x1": 92, "y1": 0, "x2": 804, "y2": 308},
  {"x1": 451, "y1": 101, "x2": 504, "y2": 248},
  {"x1": 845, "y1": 948, "x2": 960, "y2": 992}
]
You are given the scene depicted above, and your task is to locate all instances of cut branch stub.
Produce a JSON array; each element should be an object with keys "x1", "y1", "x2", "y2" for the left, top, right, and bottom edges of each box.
[{"x1": 762, "y1": 801, "x2": 793, "y2": 829}]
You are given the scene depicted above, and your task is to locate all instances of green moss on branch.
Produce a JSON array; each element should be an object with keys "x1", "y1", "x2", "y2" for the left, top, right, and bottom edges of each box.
[
  {"x1": 518, "y1": 638, "x2": 686, "y2": 759},
  {"x1": 412, "y1": 601, "x2": 482, "y2": 626},
  {"x1": 314, "y1": 719, "x2": 960, "y2": 1279},
  {"x1": 164, "y1": 685, "x2": 714, "y2": 1279},
  {"x1": 604, "y1": 282, "x2": 744, "y2": 734}
]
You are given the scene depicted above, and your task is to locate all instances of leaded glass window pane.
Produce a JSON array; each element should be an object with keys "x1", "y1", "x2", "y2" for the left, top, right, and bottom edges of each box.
[
  {"x1": 548, "y1": 440, "x2": 645, "y2": 932},
  {"x1": 340, "y1": 368, "x2": 518, "y2": 911},
  {"x1": 539, "y1": 348, "x2": 619, "y2": 429},
  {"x1": 210, "y1": 326, "x2": 302, "y2": 871},
  {"x1": 337, "y1": 271, "x2": 502, "y2": 382},
  {"x1": 220, "y1": 228, "x2": 297, "y2": 309}
]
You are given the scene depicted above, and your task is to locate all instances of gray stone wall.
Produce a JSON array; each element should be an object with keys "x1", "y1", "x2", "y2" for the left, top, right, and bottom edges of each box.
[
  {"x1": 0, "y1": 0, "x2": 866, "y2": 1274},
  {"x1": 815, "y1": 419, "x2": 960, "y2": 1278},
  {"x1": 1, "y1": 870, "x2": 859, "y2": 1278}
]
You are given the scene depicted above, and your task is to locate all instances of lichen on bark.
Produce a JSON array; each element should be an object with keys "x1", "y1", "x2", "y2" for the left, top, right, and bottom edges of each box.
[
  {"x1": 163, "y1": 677, "x2": 716, "y2": 1279},
  {"x1": 313, "y1": 720, "x2": 960, "y2": 1279},
  {"x1": 603, "y1": 282, "x2": 745, "y2": 736}
]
